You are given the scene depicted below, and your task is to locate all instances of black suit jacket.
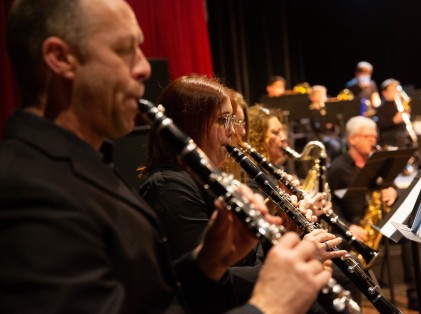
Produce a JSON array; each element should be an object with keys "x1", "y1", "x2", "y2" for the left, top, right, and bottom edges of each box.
[{"x1": 0, "y1": 111, "x2": 261, "y2": 314}]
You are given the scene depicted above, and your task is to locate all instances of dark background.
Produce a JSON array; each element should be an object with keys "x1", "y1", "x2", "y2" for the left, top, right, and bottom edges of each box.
[
  {"x1": 3, "y1": 0, "x2": 421, "y2": 134},
  {"x1": 207, "y1": 0, "x2": 421, "y2": 105}
]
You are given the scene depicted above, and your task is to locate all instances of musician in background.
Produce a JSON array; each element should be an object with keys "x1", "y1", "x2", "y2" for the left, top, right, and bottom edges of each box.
[
  {"x1": 375, "y1": 78, "x2": 412, "y2": 148},
  {"x1": 247, "y1": 105, "x2": 360, "y2": 305},
  {"x1": 248, "y1": 105, "x2": 289, "y2": 169},
  {"x1": 327, "y1": 116, "x2": 419, "y2": 309},
  {"x1": 247, "y1": 105, "x2": 296, "y2": 227},
  {"x1": 232, "y1": 90, "x2": 249, "y2": 142},
  {"x1": 345, "y1": 61, "x2": 381, "y2": 113},
  {"x1": 259, "y1": 75, "x2": 287, "y2": 104},
  {"x1": 327, "y1": 116, "x2": 398, "y2": 241},
  {"x1": 247, "y1": 105, "x2": 338, "y2": 226},
  {"x1": 226, "y1": 89, "x2": 249, "y2": 183},
  {"x1": 308, "y1": 85, "x2": 342, "y2": 161},
  {"x1": 265, "y1": 75, "x2": 287, "y2": 97},
  {"x1": 376, "y1": 79, "x2": 419, "y2": 309}
]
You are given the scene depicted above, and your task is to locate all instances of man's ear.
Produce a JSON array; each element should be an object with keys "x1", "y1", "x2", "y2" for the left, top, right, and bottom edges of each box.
[
  {"x1": 348, "y1": 135, "x2": 356, "y2": 147},
  {"x1": 42, "y1": 36, "x2": 78, "y2": 80}
]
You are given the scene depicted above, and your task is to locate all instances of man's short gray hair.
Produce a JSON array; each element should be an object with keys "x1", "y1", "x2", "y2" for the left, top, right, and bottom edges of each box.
[{"x1": 346, "y1": 116, "x2": 377, "y2": 138}]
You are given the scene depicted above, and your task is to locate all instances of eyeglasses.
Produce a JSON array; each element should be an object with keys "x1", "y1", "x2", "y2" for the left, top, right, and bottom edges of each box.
[
  {"x1": 234, "y1": 119, "x2": 246, "y2": 128},
  {"x1": 216, "y1": 114, "x2": 237, "y2": 130},
  {"x1": 355, "y1": 133, "x2": 377, "y2": 140}
]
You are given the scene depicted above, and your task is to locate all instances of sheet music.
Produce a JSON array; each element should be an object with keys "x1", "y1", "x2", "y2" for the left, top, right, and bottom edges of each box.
[
  {"x1": 333, "y1": 188, "x2": 347, "y2": 199},
  {"x1": 381, "y1": 173, "x2": 421, "y2": 241},
  {"x1": 392, "y1": 222, "x2": 421, "y2": 243}
]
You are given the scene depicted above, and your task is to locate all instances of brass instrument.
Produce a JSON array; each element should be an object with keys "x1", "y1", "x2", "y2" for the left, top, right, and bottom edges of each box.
[
  {"x1": 283, "y1": 141, "x2": 326, "y2": 160},
  {"x1": 337, "y1": 89, "x2": 354, "y2": 101},
  {"x1": 284, "y1": 141, "x2": 328, "y2": 196},
  {"x1": 395, "y1": 85, "x2": 418, "y2": 144},
  {"x1": 361, "y1": 190, "x2": 385, "y2": 253},
  {"x1": 293, "y1": 82, "x2": 311, "y2": 94},
  {"x1": 356, "y1": 177, "x2": 391, "y2": 269},
  {"x1": 398, "y1": 85, "x2": 411, "y2": 112}
]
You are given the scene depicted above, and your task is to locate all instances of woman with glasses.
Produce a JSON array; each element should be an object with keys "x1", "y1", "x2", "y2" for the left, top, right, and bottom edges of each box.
[
  {"x1": 139, "y1": 76, "x2": 260, "y2": 284},
  {"x1": 139, "y1": 75, "x2": 343, "y2": 311},
  {"x1": 139, "y1": 75, "x2": 265, "y2": 307}
]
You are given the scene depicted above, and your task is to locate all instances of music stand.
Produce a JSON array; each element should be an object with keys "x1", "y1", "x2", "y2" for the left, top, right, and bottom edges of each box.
[
  {"x1": 380, "y1": 171, "x2": 421, "y2": 242},
  {"x1": 343, "y1": 148, "x2": 416, "y2": 198},
  {"x1": 390, "y1": 191, "x2": 421, "y2": 314}
]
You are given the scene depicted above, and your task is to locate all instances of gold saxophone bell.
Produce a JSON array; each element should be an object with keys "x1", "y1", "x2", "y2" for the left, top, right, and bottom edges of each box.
[
  {"x1": 352, "y1": 147, "x2": 388, "y2": 269},
  {"x1": 353, "y1": 189, "x2": 388, "y2": 269},
  {"x1": 283, "y1": 141, "x2": 328, "y2": 196},
  {"x1": 337, "y1": 89, "x2": 354, "y2": 101}
]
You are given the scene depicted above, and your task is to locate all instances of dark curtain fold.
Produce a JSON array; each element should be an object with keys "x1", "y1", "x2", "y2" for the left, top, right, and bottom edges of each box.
[{"x1": 207, "y1": 0, "x2": 306, "y2": 106}]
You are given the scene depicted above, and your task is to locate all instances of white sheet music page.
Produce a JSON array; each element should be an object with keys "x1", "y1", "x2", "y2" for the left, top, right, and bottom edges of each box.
[
  {"x1": 391, "y1": 222, "x2": 421, "y2": 243},
  {"x1": 381, "y1": 174, "x2": 421, "y2": 240}
]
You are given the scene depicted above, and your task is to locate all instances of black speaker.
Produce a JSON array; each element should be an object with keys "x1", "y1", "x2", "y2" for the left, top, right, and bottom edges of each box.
[
  {"x1": 143, "y1": 58, "x2": 169, "y2": 104},
  {"x1": 114, "y1": 59, "x2": 168, "y2": 188},
  {"x1": 113, "y1": 126, "x2": 150, "y2": 189},
  {"x1": 136, "y1": 58, "x2": 169, "y2": 126}
]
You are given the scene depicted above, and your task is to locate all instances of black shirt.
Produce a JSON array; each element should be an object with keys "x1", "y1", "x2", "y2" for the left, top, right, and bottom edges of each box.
[{"x1": 327, "y1": 153, "x2": 367, "y2": 226}]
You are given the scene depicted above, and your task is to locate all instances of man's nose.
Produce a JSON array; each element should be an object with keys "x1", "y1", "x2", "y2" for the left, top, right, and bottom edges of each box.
[{"x1": 132, "y1": 47, "x2": 151, "y2": 82}]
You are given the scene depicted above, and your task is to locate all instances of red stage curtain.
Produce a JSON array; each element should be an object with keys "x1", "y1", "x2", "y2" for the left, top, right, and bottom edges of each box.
[
  {"x1": 128, "y1": 0, "x2": 214, "y2": 79},
  {"x1": 0, "y1": 0, "x2": 17, "y2": 138},
  {"x1": 0, "y1": 0, "x2": 213, "y2": 137}
]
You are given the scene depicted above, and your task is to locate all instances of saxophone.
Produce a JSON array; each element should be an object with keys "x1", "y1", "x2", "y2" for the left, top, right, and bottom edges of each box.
[
  {"x1": 357, "y1": 177, "x2": 391, "y2": 268},
  {"x1": 284, "y1": 141, "x2": 329, "y2": 198}
]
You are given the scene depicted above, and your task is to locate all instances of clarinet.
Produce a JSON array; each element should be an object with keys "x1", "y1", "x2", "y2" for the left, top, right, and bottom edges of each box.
[
  {"x1": 240, "y1": 142, "x2": 379, "y2": 268},
  {"x1": 137, "y1": 99, "x2": 358, "y2": 314},
  {"x1": 226, "y1": 145, "x2": 402, "y2": 314}
]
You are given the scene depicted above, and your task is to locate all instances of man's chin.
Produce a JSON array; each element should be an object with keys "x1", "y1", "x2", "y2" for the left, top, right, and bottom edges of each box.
[{"x1": 111, "y1": 120, "x2": 136, "y2": 140}]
